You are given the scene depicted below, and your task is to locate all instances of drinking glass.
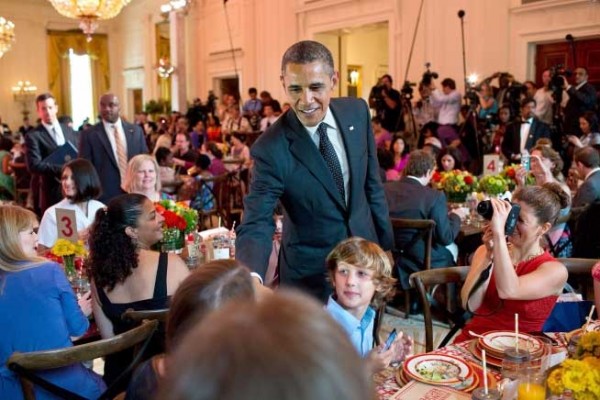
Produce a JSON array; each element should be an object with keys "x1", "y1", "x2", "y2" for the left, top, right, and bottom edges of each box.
[
  {"x1": 517, "y1": 373, "x2": 546, "y2": 400},
  {"x1": 471, "y1": 388, "x2": 501, "y2": 400}
]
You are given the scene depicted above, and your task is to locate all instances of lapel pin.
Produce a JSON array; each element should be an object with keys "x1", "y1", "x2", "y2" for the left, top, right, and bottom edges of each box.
[{"x1": 349, "y1": 126, "x2": 354, "y2": 131}]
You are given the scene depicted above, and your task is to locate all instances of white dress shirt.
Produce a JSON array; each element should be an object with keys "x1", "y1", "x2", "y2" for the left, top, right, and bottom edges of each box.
[
  {"x1": 102, "y1": 118, "x2": 128, "y2": 163},
  {"x1": 303, "y1": 108, "x2": 349, "y2": 205},
  {"x1": 519, "y1": 117, "x2": 533, "y2": 153},
  {"x1": 42, "y1": 122, "x2": 65, "y2": 146},
  {"x1": 430, "y1": 89, "x2": 461, "y2": 125}
]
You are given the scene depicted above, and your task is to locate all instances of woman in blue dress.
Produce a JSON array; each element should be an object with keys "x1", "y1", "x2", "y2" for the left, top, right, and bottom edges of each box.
[{"x1": 0, "y1": 205, "x2": 105, "y2": 399}]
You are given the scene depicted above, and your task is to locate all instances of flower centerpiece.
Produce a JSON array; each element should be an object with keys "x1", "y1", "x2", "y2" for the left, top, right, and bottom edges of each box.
[
  {"x1": 547, "y1": 331, "x2": 600, "y2": 399},
  {"x1": 50, "y1": 238, "x2": 88, "y2": 282},
  {"x1": 432, "y1": 169, "x2": 477, "y2": 203},
  {"x1": 500, "y1": 164, "x2": 535, "y2": 190},
  {"x1": 477, "y1": 174, "x2": 509, "y2": 197},
  {"x1": 155, "y1": 199, "x2": 198, "y2": 253}
]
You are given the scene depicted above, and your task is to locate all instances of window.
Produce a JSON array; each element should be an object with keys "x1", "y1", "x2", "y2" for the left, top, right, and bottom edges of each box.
[{"x1": 68, "y1": 48, "x2": 94, "y2": 128}]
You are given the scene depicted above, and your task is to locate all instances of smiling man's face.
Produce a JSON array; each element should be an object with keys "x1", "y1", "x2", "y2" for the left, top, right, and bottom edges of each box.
[{"x1": 281, "y1": 61, "x2": 338, "y2": 127}]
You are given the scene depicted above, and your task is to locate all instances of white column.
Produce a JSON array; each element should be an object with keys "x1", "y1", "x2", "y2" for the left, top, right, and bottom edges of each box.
[{"x1": 170, "y1": 11, "x2": 187, "y2": 112}]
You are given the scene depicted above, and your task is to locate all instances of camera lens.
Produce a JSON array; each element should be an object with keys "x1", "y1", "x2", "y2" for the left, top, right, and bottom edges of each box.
[{"x1": 477, "y1": 200, "x2": 494, "y2": 220}]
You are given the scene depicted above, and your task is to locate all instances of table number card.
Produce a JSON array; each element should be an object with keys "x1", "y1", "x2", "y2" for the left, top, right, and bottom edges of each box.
[
  {"x1": 56, "y1": 208, "x2": 78, "y2": 243},
  {"x1": 483, "y1": 154, "x2": 501, "y2": 176}
]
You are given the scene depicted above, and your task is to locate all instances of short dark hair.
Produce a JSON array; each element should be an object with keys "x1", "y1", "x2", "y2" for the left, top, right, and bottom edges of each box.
[
  {"x1": 441, "y1": 78, "x2": 456, "y2": 90},
  {"x1": 404, "y1": 149, "x2": 435, "y2": 177},
  {"x1": 281, "y1": 40, "x2": 334, "y2": 76},
  {"x1": 574, "y1": 146, "x2": 600, "y2": 168},
  {"x1": 63, "y1": 159, "x2": 102, "y2": 202},
  {"x1": 248, "y1": 87, "x2": 257, "y2": 95},
  {"x1": 195, "y1": 154, "x2": 211, "y2": 170},
  {"x1": 155, "y1": 147, "x2": 172, "y2": 164},
  {"x1": 521, "y1": 96, "x2": 536, "y2": 108},
  {"x1": 581, "y1": 111, "x2": 599, "y2": 133},
  {"x1": 207, "y1": 141, "x2": 223, "y2": 159},
  {"x1": 35, "y1": 93, "x2": 55, "y2": 106},
  {"x1": 381, "y1": 74, "x2": 393, "y2": 84}
]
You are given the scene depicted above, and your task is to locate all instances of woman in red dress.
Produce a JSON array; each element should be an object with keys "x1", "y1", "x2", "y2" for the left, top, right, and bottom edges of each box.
[{"x1": 454, "y1": 183, "x2": 570, "y2": 342}]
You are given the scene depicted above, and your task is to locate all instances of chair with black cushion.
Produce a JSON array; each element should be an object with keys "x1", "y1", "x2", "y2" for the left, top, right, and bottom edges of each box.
[
  {"x1": 193, "y1": 173, "x2": 228, "y2": 230},
  {"x1": 121, "y1": 308, "x2": 169, "y2": 324},
  {"x1": 388, "y1": 218, "x2": 436, "y2": 318},
  {"x1": 409, "y1": 266, "x2": 470, "y2": 352},
  {"x1": 8, "y1": 320, "x2": 159, "y2": 400}
]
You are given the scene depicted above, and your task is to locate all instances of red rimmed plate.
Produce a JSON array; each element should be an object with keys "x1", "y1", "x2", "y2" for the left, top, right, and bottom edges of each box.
[
  {"x1": 396, "y1": 361, "x2": 480, "y2": 392},
  {"x1": 478, "y1": 331, "x2": 543, "y2": 357},
  {"x1": 402, "y1": 354, "x2": 474, "y2": 386},
  {"x1": 469, "y1": 340, "x2": 504, "y2": 368}
]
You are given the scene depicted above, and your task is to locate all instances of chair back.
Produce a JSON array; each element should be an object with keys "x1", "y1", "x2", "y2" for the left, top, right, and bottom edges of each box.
[
  {"x1": 121, "y1": 308, "x2": 169, "y2": 324},
  {"x1": 409, "y1": 266, "x2": 469, "y2": 352},
  {"x1": 390, "y1": 218, "x2": 436, "y2": 270},
  {"x1": 8, "y1": 320, "x2": 159, "y2": 400},
  {"x1": 558, "y1": 257, "x2": 598, "y2": 299}
]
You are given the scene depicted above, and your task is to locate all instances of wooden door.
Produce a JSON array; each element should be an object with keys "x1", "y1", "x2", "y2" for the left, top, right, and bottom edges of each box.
[{"x1": 535, "y1": 37, "x2": 600, "y2": 90}]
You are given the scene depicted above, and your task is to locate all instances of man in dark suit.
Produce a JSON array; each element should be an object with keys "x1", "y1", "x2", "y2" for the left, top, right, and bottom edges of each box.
[
  {"x1": 501, "y1": 97, "x2": 551, "y2": 162},
  {"x1": 25, "y1": 93, "x2": 78, "y2": 214},
  {"x1": 384, "y1": 150, "x2": 463, "y2": 289},
  {"x1": 79, "y1": 93, "x2": 148, "y2": 203},
  {"x1": 564, "y1": 67, "x2": 597, "y2": 137},
  {"x1": 236, "y1": 40, "x2": 393, "y2": 301},
  {"x1": 572, "y1": 146, "x2": 600, "y2": 209}
]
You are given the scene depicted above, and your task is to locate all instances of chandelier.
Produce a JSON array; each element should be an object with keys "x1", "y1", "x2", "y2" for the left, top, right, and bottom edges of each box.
[
  {"x1": 160, "y1": 0, "x2": 192, "y2": 14},
  {"x1": 0, "y1": 17, "x2": 15, "y2": 58},
  {"x1": 156, "y1": 58, "x2": 175, "y2": 79},
  {"x1": 48, "y1": 0, "x2": 132, "y2": 41},
  {"x1": 12, "y1": 81, "x2": 37, "y2": 118}
]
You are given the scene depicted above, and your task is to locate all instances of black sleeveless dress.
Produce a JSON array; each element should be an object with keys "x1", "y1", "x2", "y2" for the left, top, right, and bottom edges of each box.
[{"x1": 97, "y1": 252, "x2": 170, "y2": 389}]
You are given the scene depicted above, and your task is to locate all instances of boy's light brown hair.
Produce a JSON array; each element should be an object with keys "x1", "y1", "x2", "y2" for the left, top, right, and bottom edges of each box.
[{"x1": 326, "y1": 237, "x2": 396, "y2": 307}]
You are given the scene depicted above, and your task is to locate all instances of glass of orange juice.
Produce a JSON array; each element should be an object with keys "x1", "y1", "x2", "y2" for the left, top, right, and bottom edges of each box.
[{"x1": 517, "y1": 373, "x2": 546, "y2": 400}]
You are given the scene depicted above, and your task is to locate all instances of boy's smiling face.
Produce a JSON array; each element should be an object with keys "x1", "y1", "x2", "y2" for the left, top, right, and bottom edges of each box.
[{"x1": 332, "y1": 262, "x2": 378, "y2": 320}]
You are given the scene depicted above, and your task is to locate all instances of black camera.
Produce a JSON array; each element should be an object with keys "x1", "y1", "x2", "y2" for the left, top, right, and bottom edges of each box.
[
  {"x1": 421, "y1": 62, "x2": 439, "y2": 87},
  {"x1": 477, "y1": 200, "x2": 521, "y2": 235},
  {"x1": 548, "y1": 64, "x2": 572, "y2": 108}
]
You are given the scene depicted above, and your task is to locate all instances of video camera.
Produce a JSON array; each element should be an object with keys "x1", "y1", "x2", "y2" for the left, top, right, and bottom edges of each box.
[
  {"x1": 421, "y1": 62, "x2": 439, "y2": 87},
  {"x1": 548, "y1": 64, "x2": 572, "y2": 105}
]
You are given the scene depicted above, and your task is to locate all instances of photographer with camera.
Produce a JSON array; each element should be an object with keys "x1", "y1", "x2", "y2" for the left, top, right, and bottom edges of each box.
[
  {"x1": 563, "y1": 67, "x2": 597, "y2": 137},
  {"x1": 454, "y1": 183, "x2": 569, "y2": 342},
  {"x1": 475, "y1": 82, "x2": 499, "y2": 121},
  {"x1": 533, "y1": 69, "x2": 569, "y2": 126},
  {"x1": 429, "y1": 78, "x2": 461, "y2": 128},
  {"x1": 369, "y1": 75, "x2": 405, "y2": 134}
]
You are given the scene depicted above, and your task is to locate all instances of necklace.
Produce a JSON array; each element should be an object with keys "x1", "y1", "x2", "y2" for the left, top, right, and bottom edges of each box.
[{"x1": 511, "y1": 246, "x2": 545, "y2": 267}]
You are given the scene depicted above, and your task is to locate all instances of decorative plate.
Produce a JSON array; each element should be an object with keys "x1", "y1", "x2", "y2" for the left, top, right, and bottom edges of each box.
[
  {"x1": 402, "y1": 354, "x2": 474, "y2": 385},
  {"x1": 479, "y1": 331, "x2": 543, "y2": 355}
]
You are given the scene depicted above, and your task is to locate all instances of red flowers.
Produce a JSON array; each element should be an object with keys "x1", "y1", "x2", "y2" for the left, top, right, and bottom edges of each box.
[
  {"x1": 432, "y1": 171, "x2": 442, "y2": 183},
  {"x1": 464, "y1": 175, "x2": 474, "y2": 185},
  {"x1": 156, "y1": 205, "x2": 187, "y2": 230},
  {"x1": 505, "y1": 167, "x2": 516, "y2": 179}
]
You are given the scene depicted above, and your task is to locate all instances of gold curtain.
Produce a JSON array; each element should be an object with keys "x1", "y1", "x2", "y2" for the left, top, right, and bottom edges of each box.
[
  {"x1": 155, "y1": 24, "x2": 171, "y2": 102},
  {"x1": 47, "y1": 31, "x2": 110, "y2": 121}
]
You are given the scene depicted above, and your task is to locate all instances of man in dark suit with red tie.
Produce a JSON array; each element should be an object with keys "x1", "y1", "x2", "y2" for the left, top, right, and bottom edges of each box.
[
  {"x1": 26, "y1": 93, "x2": 78, "y2": 215},
  {"x1": 501, "y1": 97, "x2": 551, "y2": 163},
  {"x1": 236, "y1": 40, "x2": 393, "y2": 301},
  {"x1": 79, "y1": 93, "x2": 148, "y2": 203}
]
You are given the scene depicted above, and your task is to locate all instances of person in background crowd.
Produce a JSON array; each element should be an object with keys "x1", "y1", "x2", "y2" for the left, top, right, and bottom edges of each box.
[
  {"x1": 533, "y1": 69, "x2": 568, "y2": 127},
  {"x1": 389, "y1": 135, "x2": 410, "y2": 174},
  {"x1": 18, "y1": 116, "x2": 34, "y2": 138},
  {"x1": 384, "y1": 150, "x2": 464, "y2": 292},
  {"x1": 372, "y1": 116, "x2": 392, "y2": 150},
  {"x1": 0, "y1": 137, "x2": 15, "y2": 200},
  {"x1": 26, "y1": 93, "x2": 79, "y2": 214},
  {"x1": 491, "y1": 105, "x2": 512, "y2": 151},
  {"x1": 524, "y1": 80, "x2": 537, "y2": 99},
  {"x1": 0, "y1": 115, "x2": 12, "y2": 137},
  {"x1": 501, "y1": 97, "x2": 551, "y2": 163},
  {"x1": 172, "y1": 132, "x2": 198, "y2": 175},
  {"x1": 38, "y1": 159, "x2": 104, "y2": 252},
  {"x1": 189, "y1": 119, "x2": 207, "y2": 151},
  {"x1": 563, "y1": 67, "x2": 597, "y2": 137},
  {"x1": 0, "y1": 205, "x2": 105, "y2": 399},
  {"x1": 259, "y1": 91, "x2": 282, "y2": 115},
  {"x1": 430, "y1": 78, "x2": 461, "y2": 128},
  {"x1": 88, "y1": 193, "x2": 189, "y2": 390},
  {"x1": 377, "y1": 148, "x2": 399, "y2": 182},
  {"x1": 437, "y1": 146, "x2": 464, "y2": 172},
  {"x1": 123, "y1": 154, "x2": 172, "y2": 202},
  {"x1": 205, "y1": 114, "x2": 222, "y2": 142},
  {"x1": 567, "y1": 111, "x2": 600, "y2": 149},
  {"x1": 221, "y1": 106, "x2": 252, "y2": 135},
  {"x1": 476, "y1": 82, "x2": 498, "y2": 121},
  {"x1": 79, "y1": 93, "x2": 149, "y2": 204},
  {"x1": 571, "y1": 146, "x2": 600, "y2": 209},
  {"x1": 155, "y1": 147, "x2": 180, "y2": 196},
  {"x1": 455, "y1": 184, "x2": 569, "y2": 342},
  {"x1": 260, "y1": 104, "x2": 279, "y2": 132},
  {"x1": 159, "y1": 291, "x2": 377, "y2": 400},
  {"x1": 205, "y1": 141, "x2": 227, "y2": 176},
  {"x1": 243, "y1": 87, "x2": 263, "y2": 131}
]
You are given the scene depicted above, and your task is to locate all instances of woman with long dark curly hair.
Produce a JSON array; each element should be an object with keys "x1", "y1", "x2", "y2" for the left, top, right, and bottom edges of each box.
[{"x1": 87, "y1": 193, "x2": 189, "y2": 389}]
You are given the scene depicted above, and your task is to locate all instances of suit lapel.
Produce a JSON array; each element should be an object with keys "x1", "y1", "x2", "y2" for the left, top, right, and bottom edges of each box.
[
  {"x1": 121, "y1": 121, "x2": 136, "y2": 158},
  {"x1": 285, "y1": 111, "x2": 346, "y2": 209},
  {"x1": 330, "y1": 101, "x2": 356, "y2": 209},
  {"x1": 97, "y1": 123, "x2": 119, "y2": 169},
  {"x1": 38, "y1": 125, "x2": 57, "y2": 151},
  {"x1": 526, "y1": 120, "x2": 538, "y2": 149}
]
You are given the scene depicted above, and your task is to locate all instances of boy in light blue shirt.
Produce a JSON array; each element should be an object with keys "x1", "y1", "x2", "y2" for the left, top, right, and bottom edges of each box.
[{"x1": 326, "y1": 237, "x2": 413, "y2": 373}]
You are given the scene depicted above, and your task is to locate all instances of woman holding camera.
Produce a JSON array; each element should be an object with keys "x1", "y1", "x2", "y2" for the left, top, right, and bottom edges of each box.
[{"x1": 454, "y1": 183, "x2": 569, "y2": 342}]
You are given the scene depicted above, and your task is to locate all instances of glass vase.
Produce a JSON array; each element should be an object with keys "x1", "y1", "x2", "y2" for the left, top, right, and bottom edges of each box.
[
  {"x1": 62, "y1": 254, "x2": 77, "y2": 283},
  {"x1": 159, "y1": 228, "x2": 185, "y2": 254}
]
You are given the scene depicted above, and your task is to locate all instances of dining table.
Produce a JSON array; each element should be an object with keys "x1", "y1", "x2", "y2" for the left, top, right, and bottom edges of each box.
[{"x1": 374, "y1": 333, "x2": 568, "y2": 399}]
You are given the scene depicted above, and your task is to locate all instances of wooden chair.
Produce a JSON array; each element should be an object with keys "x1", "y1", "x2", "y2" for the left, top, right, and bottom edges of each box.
[
  {"x1": 388, "y1": 218, "x2": 436, "y2": 318},
  {"x1": 409, "y1": 266, "x2": 470, "y2": 352},
  {"x1": 558, "y1": 257, "x2": 598, "y2": 300},
  {"x1": 8, "y1": 320, "x2": 159, "y2": 400},
  {"x1": 121, "y1": 308, "x2": 169, "y2": 324}
]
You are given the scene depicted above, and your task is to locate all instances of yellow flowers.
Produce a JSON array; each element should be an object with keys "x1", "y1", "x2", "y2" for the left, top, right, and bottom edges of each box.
[
  {"x1": 478, "y1": 174, "x2": 509, "y2": 196},
  {"x1": 50, "y1": 238, "x2": 87, "y2": 257},
  {"x1": 547, "y1": 332, "x2": 600, "y2": 399}
]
